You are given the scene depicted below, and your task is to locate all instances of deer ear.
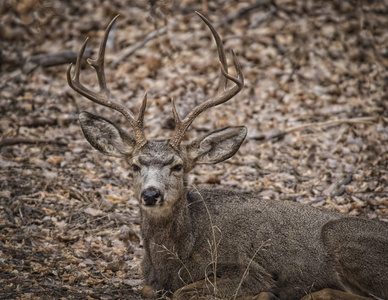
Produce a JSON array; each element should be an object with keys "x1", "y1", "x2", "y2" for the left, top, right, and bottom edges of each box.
[
  {"x1": 188, "y1": 126, "x2": 247, "y2": 164},
  {"x1": 79, "y1": 111, "x2": 137, "y2": 157}
]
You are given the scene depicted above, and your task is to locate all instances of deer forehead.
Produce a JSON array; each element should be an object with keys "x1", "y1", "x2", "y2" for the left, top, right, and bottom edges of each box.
[{"x1": 133, "y1": 140, "x2": 184, "y2": 166}]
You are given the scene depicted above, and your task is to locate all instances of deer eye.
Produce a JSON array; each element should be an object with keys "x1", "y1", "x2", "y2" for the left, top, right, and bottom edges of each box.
[
  {"x1": 171, "y1": 164, "x2": 183, "y2": 172},
  {"x1": 132, "y1": 164, "x2": 141, "y2": 172}
]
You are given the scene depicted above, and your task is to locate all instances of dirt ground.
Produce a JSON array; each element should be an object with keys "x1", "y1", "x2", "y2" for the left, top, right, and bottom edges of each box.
[{"x1": 1, "y1": 0, "x2": 387, "y2": 299}]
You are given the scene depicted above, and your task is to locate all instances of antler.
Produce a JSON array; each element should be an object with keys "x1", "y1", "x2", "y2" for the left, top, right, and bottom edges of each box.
[
  {"x1": 67, "y1": 15, "x2": 147, "y2": 147},
  {"x1": 169, "y1": 12, "x2": 244, "y2": 149}
]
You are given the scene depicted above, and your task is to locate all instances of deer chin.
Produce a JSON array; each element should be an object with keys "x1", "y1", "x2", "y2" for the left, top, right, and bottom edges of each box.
[{"x1": 140, "y1": 197, "x2": 176, "y2": 219}]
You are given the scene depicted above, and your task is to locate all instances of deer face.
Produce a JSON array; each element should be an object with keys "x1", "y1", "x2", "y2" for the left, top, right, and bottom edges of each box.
[
  {"x1": 131, "y1": 140, "x2": 186, "y2": 217},
  {"x1": 79, "y1": 111, "x2": 246, "y2": 218}
]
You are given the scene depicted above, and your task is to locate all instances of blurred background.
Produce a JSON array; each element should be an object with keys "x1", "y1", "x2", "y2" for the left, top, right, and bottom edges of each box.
[{"x1": 1, "y1": 0, "x2": 387, "y2": 298}]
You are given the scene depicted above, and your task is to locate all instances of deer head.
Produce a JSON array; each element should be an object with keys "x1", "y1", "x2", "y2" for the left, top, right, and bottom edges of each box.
[{"x1": 67, "y1": 12, "x2": 245, "y2": 218}]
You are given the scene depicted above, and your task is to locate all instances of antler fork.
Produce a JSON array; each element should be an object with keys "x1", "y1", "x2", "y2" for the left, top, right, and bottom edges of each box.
[
  {"x1": 66, "y1": 15, "x2": 148, "y2": 147},
  {"x1": 67, "y1": 13, "x2": 243, "y2": 150},
  {"x1": 169, "y1": 12, "x2": 244, "y2": 149}
]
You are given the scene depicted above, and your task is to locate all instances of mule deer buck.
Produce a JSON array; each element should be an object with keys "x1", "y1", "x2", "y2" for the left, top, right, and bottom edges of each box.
[{"x1": 67, "y1": 12, "x2": 388, "y2": 300}]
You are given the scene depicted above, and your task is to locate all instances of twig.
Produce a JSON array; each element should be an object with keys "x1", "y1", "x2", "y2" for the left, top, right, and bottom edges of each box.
[
  {"x1": 309, "y1": 174, "x2": 354, "y2": 205},
  {"x1": 248, "y1": 5, "x2": 277, "y2": 29},
  {"x1": 308, "y1": 196, "x2": 328, "y2": 205},
  {"x1": 56, "y1": 184, "x2": 90, "y2": 203},
  {"x1": 112, "y1": 26, "x2": 167, "y2": 68},
  {"x1": 279, "y1": 46, "x2": 304, "y2": 90},
  {"x1": 0, "y1": 138, "x2": 67, "y2": 148},
  {"x1": 233, "y1": 240, "x2": 269, "y2": 300},
  {"x1": 156, "y1": 244, "x2": 195, "y2": 287},
  {"x1": 194, "y1": 187, "x2": 222, "y2": 294},
  {"x1": 28, "y1": 49, "x2": 92, "y2": 68},
  {"x1": 220, "y1": 0, "x2": 273, "y2": 26},
  {"x1": 23, "y1": 49, "x2": 92, "y2": 74},
  {"x1": 19, "y1": 117, "x2": 57, "y2": 127},
  {"x1": 263, "y1": 116, "x2": 379, "y2": 141},
  {"x1": 4, "y1": 207, "x2": 15, "y2": 224}
]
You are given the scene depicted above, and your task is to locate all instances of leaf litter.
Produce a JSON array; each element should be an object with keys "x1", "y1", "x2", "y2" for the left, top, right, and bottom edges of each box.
[{"x1": 1, "y1": 0, "x2": 387, "y2": 299}]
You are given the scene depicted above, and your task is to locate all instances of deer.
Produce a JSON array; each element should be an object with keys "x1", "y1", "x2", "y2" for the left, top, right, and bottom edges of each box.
[{"x1": 66, "y1": 12, "x2": 388, "y2": 300}]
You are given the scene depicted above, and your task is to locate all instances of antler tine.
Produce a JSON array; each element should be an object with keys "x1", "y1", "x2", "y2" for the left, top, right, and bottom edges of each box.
[
  {"x1": 67, "y1": 15, "x2": 147, "y2": 147},
  {"x1": 195, "y1": 11, "x2": 228, "y2": 92},
  {"x1": 169, "y1": 12, "x2": 244, "y2": 149}
]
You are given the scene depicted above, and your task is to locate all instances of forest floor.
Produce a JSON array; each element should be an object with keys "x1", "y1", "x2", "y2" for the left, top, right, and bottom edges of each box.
[{"x1": 1, "y1": 0, "x2": 388, "y2": 299}]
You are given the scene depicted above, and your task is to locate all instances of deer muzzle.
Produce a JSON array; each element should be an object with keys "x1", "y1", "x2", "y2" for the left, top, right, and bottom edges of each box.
[{"x1": 141, "y1": 187, "x2": 163, "y2": 206}]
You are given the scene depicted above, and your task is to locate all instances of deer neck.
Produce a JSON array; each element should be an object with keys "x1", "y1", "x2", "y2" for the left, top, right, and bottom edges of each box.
[{"x1": 140, "y1": 191, "x2": 196, "y2": 256}]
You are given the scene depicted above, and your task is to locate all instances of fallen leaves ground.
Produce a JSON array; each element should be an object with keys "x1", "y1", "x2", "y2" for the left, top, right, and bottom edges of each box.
[{"x1": 1, "y1": 0, "x2": 387, "y2": 299}]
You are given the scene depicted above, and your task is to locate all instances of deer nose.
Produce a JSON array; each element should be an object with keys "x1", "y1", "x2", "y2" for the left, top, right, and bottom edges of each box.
[{"x1": 141, "y1": 187, "x2": 162, "y2": 206}]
